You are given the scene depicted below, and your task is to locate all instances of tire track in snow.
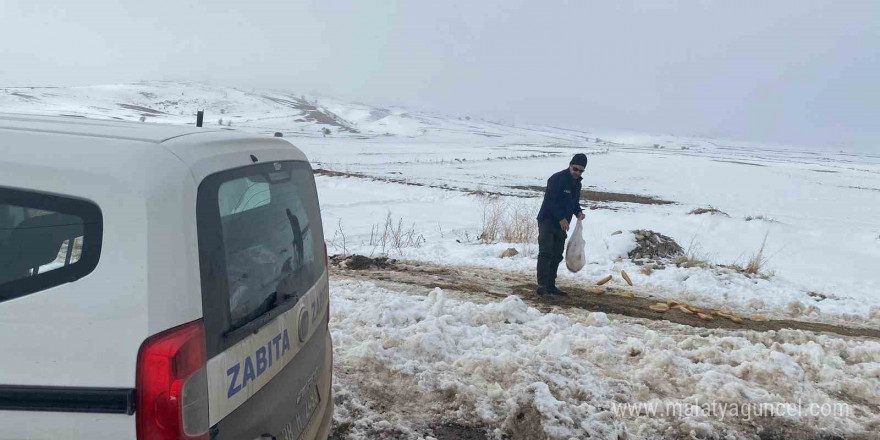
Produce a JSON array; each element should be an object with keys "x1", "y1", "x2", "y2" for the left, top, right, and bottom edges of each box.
[{"x1": 331, "y1": 259, "x2": 880, "y2": 340}]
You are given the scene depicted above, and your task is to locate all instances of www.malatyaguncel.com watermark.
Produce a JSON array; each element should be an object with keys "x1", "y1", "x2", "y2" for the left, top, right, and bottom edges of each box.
[{"x1": 611, "y1": 400, "x2": 852, "y2": 421}]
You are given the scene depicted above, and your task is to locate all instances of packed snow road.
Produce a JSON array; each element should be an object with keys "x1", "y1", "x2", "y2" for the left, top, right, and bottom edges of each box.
[{"x1": 327, "y1": 260, "x2": 879, "y2": 440}]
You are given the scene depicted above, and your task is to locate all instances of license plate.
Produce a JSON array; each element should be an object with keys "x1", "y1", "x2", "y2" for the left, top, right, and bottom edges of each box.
[{"x1": 279, "y1": 383, "x2": 321, "y2": 440}]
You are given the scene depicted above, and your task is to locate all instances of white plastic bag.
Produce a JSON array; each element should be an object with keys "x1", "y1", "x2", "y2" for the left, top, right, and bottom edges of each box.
[{"x1": 565, "y1": 219, "x2": 586, "y2": 272}]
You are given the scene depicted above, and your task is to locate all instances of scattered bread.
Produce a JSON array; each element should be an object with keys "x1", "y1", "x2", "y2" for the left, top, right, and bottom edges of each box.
[
  {"x1": 749, "y1": 314, "x2": 768, "y2": 322},
  {"x1": 586, "y1": 288, "x2": 606, "y2": 295},
  {"x1": 677, "y1": 305, "x2": 694, "y2": 314},
  {"x1": 685, "y1": 305, "x2": 704, "y2": 314},
  {"x1": 597, "y1": 275, "x2": 613, "y2": 286},
  {"x1": 649, "y1": 303, "x2": 670, "y2": 312},
  {"x1": 619, "y1": 291, "x2": 635, "y2": 298},
  {"x1": 621, "y1": 270, "x2": 633, "y2": 286},
  {"x1": 697, "y1": 312, "x2": 714, "y2": 321},
  {"x1": 713, "y1": 311, "x2": 744, "y2": 323}
]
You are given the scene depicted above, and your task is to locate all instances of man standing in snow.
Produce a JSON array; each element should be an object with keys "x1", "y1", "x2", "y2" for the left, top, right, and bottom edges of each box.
[{"x1": 536, "y1": 154, "x2": 587, "y2": 295}]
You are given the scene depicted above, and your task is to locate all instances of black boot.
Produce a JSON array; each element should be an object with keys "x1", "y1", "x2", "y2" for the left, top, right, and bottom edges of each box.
[
  {"x1": 536, "y1": 285, "x2": 549, "y2": 295},
  {"x1": 548, "y1": 285, "x2": 568, "y2": 296}
]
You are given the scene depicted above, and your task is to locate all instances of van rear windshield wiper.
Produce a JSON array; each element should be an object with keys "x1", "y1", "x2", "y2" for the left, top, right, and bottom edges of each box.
[{"x1": 224, "y1": 291, "x2": 299, "y2": 339}]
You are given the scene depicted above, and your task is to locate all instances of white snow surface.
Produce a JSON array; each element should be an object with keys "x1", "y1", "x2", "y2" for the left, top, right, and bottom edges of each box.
[
  {"x1": 4, "y1": 80, "x2": 880, "y2": 438},
  {"x1": 2, "y1": 81, "x2": 878, "y2": 321},
  {"x1": 331, "y1": 280, "x2": 879, "y2": 439}
]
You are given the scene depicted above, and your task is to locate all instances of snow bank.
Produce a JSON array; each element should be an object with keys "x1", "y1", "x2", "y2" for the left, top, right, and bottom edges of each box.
[{"x1": 330, "y1": 280, "x2": 879, "y2": 439}]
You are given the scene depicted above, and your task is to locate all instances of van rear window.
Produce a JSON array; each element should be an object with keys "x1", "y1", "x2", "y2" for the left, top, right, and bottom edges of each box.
[
  {"x1": 0, "y1": 188, "x2": 102, "y2": 302},
  {"x1": 197, "y1": 161, "x2": 325, "y2": 331}
]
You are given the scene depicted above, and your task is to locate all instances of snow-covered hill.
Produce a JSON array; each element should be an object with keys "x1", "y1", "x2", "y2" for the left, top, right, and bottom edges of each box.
[
  {"x1": 0, "y1": 80, "x2": 579, "y2": 141},
  {"x1": 2, "y1": 81, "x2": 879, "y2": 324},
  {"x1": 0, "y1": 80, "x2": 779, "y2": 148}
]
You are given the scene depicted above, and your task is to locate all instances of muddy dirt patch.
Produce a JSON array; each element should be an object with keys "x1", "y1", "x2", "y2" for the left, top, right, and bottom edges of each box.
[
  {"x1": 333, "y1": 260, "x2": 880, "y2": 339},
  {"x1": 510, "y1": 185, "x2": 675, "y2": 205},
  {"x1": 331, "y1": 254, "x2": 393, "y2": 270},
  {"x1": 430, "y1": 423, "x2": 490, "y2": 440}
]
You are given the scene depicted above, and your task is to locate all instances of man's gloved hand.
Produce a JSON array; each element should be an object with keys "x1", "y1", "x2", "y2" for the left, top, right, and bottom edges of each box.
[{"x1": 559, "y1": 218, "x2": 570, "y2": 232}]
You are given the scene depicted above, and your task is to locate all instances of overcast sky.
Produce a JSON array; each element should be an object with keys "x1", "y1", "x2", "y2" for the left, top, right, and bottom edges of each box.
[{"x1": 1, "y1": 1, "x2": 877, "y2": 150}]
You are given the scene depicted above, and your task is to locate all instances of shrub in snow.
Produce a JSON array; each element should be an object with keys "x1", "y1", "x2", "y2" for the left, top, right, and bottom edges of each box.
[
  {"x1": 367, "y1": 212, "x2": 426, "y2": 255},
  {"x1": 688, "y1": 207, "x2": 729, "y2": 216},
  {"x1": 478, "y1": 196, "x2": 539, "y2": 244},
  {"x1": 742, "y1": 233, "x2": 770, "y2": 275}
]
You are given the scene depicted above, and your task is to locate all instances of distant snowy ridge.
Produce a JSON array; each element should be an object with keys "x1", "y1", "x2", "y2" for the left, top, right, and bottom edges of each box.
[{"x1": 0, "y1": 80, "x2": 762, "y2": 149}]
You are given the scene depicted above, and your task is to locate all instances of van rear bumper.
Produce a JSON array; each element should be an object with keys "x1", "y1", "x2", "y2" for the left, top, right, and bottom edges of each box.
[
  {"x1": 303, "y1": 331, "x2": 334, "y2": 440},
  {"x1": 311, "y1": 392, "x2": 334, "y2": 440}
]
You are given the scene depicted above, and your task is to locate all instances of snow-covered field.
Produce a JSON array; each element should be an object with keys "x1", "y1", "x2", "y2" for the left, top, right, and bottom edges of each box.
[{"x1": 3, "y1": 81, "x2": 879, "y2": 439}]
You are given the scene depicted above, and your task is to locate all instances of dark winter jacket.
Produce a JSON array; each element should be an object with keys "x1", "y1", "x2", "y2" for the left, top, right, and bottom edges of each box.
[{"x1": 537, "y1": 169, "x2": 583, "y2": 223}]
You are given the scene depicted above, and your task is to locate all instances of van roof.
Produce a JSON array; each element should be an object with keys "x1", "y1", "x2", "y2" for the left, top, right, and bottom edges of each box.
[
  {"x1": 0, "y1": 112, "x2": 217, "y2": 143},
  {"x1": 0, "y1": 112, "x2": 309, "y2": 185}
]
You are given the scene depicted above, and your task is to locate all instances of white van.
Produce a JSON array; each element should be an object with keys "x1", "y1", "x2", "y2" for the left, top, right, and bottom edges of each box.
[{"x1": 0, "y1": 114, "x2": 333, "y2": 440}]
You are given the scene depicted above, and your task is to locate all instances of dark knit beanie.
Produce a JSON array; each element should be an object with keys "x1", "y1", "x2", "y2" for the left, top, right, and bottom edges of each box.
[{"x1": 570, "y1": 153, "x2": 588, "y2": 167}]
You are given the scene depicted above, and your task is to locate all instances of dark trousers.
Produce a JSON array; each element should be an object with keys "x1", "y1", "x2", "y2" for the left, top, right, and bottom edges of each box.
[{"x1": 537, "y1": 219, "x2": 566, "y2": 288}]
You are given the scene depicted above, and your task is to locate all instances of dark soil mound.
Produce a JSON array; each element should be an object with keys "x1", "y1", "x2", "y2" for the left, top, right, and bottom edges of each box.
[
  {"x1": 330, "y1": 254, "x2": 393, "y2": 270},
  {"x1": 628, "y1": 230, "x2": 684, "y2": 260}
]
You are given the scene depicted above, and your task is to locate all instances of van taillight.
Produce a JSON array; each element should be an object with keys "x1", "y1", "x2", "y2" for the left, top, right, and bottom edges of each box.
[
  {"x1": 136, "y1": 320, "x2": 210, "y2": 440},
  {"x1": 323, "y1": 241, "x2": 330, "y2": 268}
]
